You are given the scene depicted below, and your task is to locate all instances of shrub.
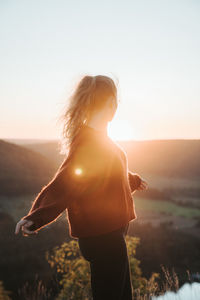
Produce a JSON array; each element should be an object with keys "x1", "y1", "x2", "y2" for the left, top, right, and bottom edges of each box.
[
  {"x1": 0, "y1": 281, "x2": 12, "y2": 300},
  {"x1": 46, "y1": 236, "x2": 160, "y2": 299}
]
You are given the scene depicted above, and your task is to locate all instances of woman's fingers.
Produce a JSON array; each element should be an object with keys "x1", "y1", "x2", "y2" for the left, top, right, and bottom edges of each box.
[
  {"x1": 23, "y1": 220, "x2": 34, "y2": 228},
  {"x1": 15, "y1": 219, "x2": 36, "y2": 235},
  {"x1": 15, "y1": 219, "x2": 27, "y2": 235},
  {"x1": 22, "y1": 220, "x2": 37, "y2": 235},
  {"x1": 137, "y1": 179, "x2": 148, "y2": 190},
  {"x1": 22, "y1": 226, "x2": 37, "y2": 235}
]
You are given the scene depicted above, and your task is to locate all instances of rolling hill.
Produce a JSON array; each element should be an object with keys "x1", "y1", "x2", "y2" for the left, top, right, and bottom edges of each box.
[
  {"x1": 13, "y1": 138, "x2": 200, "y2": 179},
  {"x1": 0, "y1": 139, "x2": 58, "y2": 196}
]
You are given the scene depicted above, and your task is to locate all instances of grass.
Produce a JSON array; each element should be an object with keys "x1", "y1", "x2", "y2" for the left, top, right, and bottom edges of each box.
[
  {"x1": 0, "y1": 194, "x2": 35, "y2": 221},
  {"x1": 134, "y1": 197, "x2": 200, "y2": 219},
  {"x1": 16, "y1": 266, "x2": 199, "y2": 300}
]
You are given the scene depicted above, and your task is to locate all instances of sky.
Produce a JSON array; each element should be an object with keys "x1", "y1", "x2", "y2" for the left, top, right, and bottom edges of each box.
[{"x1": 0, "y1": 0, "x2": 200, "y2": 141}]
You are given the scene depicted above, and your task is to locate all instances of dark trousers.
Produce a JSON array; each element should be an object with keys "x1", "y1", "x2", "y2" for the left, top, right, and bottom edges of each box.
[{"x1": 78, "y1": 223, "x2": 133, "y2": 300}]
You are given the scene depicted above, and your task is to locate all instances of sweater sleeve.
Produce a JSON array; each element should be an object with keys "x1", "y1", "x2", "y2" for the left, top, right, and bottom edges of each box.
[
  {"x1": 21, "y1": 156, "x2": 75, "y2": 232},
  {"x1": 21, "y1": 138, "x2": 105, "y2": 232},
  {"x1": 128, "y1": 171, "x2": 142, "y2": 193}
]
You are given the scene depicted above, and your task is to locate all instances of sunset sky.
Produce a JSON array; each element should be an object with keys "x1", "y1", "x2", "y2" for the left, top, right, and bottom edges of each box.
[{"x1": 0, "y1": 0, "x2": 199, "y2": 141}]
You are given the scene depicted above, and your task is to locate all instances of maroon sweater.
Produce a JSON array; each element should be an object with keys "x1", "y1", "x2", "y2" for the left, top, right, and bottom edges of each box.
[{"x1": 22, "y1": 124, "x2": 142, "y2": 238}]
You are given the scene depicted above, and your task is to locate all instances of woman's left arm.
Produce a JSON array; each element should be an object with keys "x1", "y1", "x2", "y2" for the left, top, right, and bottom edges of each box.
[
  {"x1": 128, "y1": 171, "x2": 148, "y2": 192},
  {"x1": 120, "y1": 149, "x2": 148, "y2": 193}
]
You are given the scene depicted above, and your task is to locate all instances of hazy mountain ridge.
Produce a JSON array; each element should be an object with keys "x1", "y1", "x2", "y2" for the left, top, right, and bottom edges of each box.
[
  {"x1": 0, "y1": 139, "x2": 57, "y2": 196},
  {"x1": 22, "y1": 141, "x2": 65, "y2": 165},
  {"x1": 119, "y1": 139, "x2": 200, "y2": 179},
  {"x1": 5, "y1": 138, "x2": 200, "y2": 179},
  {"x1": 1, "y1": 138, "x2": 200, "y2": 209}
]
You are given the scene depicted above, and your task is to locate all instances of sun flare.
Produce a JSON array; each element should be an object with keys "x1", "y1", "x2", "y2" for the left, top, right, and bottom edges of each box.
[{"x1": 107, "y1": 120, "x2": 134, "y2": 141}]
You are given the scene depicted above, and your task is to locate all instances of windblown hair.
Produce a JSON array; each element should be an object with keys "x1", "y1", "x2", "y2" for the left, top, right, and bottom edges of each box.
[{"x1": 57, "y1": 74, "x2": 119, "y2": 156}]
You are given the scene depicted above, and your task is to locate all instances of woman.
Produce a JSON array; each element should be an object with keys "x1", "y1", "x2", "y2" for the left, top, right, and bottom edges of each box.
[{"x1": 15, "y1": 75, "x2": 148, "y2": 300}]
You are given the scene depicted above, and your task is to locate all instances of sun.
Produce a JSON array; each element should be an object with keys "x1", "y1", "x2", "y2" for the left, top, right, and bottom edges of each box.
[{"x1": 107, "y1": 119, "x2": 134, "y2": 141}]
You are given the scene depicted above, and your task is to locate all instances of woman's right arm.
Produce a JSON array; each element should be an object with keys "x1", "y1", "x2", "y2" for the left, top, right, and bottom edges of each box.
[
  {"x1": 19, "y1": 155, "x2": 77, "y2": 232},
  {"x1": 15, "y1": 140, "x2": 80, "y2": 234},
  {"x1": 16, "y1": 138, "x2": 105, "y2": 234}
]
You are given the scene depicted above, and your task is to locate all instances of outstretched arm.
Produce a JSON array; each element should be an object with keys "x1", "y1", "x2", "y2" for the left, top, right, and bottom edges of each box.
[
  {"x1": 17, "y1": 139, "x2": 82, "y2": 233},
  {"x1": 16, "y1": 138, "x2": 106, "y2": 234},
  {"x1": 20, "y1": 156, "x2": 76, "y2": 232}
]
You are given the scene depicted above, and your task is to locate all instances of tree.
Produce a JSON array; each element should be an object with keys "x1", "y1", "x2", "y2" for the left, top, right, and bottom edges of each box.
[
  {"x1": 46, "y1": 236, "x2": 160, "y2": 300},
  {"x1": 0, "y1": 281, "x2": 12, "y2": 300}
]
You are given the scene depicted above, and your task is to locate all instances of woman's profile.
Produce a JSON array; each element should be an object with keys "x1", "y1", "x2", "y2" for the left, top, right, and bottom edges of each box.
[{"x1": 15, "y1": 74, "x2": 148, "y2": 300}]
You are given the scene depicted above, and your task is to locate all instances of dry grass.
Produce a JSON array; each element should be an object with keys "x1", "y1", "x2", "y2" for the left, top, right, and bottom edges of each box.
[{"x1": 17, "y1": 266, "x2": 200, "y2": 300}]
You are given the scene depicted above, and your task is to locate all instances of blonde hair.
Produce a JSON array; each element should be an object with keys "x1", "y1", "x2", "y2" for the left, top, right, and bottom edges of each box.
[{"x1": 57, "y1": 74, "x2": 119, "y2": 156}]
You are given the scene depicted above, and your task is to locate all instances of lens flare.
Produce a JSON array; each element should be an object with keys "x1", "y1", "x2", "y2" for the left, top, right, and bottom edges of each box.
[
  {"x1": 108, "y1": 119, "x2": 134, "y2": 141},
  {"x1": 75, "y1": 168, "x2": 82, "y2": 175}
]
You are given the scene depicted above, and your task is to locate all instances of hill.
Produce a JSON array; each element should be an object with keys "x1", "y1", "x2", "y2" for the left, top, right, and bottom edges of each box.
[
  {"x1": 21, "y1": 141, "x2": 64, "y2": 165},
  {"x1": 118, "y1": 139, "x2": 200, "y2": 179},
  {"x1": 11, "y1": 138, "x2": 200, "y2": 179},
  {"x1": 0, "y1": 139, "x2": 57, "y2": 196},
  {"x1": 3, "y1": 138, "x2": 200, "y2": 209}
]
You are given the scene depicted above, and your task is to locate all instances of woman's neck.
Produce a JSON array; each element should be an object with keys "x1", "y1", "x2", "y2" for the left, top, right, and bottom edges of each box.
[{"x1": 86, "y1": 120, "x2": 108, "y2": 135}]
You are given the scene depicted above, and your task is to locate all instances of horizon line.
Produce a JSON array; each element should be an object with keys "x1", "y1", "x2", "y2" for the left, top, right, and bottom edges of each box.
[{"x1": 1, "y1": 137, "x2": 200, "y2": 143}]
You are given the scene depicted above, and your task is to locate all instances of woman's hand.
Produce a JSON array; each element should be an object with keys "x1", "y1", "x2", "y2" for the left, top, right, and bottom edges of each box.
[
  {"x1": 15, "y1": 219, "x2": 38, "y2": 237},
  {"x1": 137, "y1": 178, "x2": 148, "y2": 191}
]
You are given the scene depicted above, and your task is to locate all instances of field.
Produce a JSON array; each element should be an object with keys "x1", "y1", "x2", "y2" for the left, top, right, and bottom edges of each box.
[{"x1": 135, "y1": 197, "x2": 200, "y2": 219}]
